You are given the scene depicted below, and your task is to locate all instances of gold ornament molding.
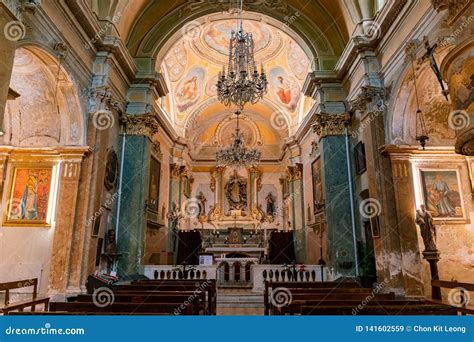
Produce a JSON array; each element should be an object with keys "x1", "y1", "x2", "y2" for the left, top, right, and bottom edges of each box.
[
  {"x1": 431, "y1": 0, "x2": 472, "y2": 25},
  {"x1": 286, "y1": 164, "x2": 303, "y2": 181},
  {"x1": 120, "y1": 113, "x2": 159, "y2": 138},
  {"x1": 312, "y1": 112, "x2": 351, "y2": 138}
]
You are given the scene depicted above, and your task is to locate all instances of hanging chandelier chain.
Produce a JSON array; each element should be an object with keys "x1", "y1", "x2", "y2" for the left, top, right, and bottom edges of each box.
[{"x1": 216, "y1": 0, "x2": 267, "y2": 110}]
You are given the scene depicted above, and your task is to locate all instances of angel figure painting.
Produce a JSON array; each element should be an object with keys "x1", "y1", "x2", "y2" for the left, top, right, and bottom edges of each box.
[
  {"x1": 5, "y1": 166, "x2": 53, "y2": 225},
  {"x1": 269, "y1": 66, "x2": 301, "y2": 112},
  {"x1": 175, "y1": 66, "x2": 205, "y2": 112}
]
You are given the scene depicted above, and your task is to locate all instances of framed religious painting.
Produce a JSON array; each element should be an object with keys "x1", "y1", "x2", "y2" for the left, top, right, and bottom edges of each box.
[
  {"x1": 354, "y1": 142, "x2": 367, "y2": 175},
  {"x1": 148, "y1": 157, "x2": 161, "y2": 213},
  {"x1": 419, "y1": 169, "x2": 466, "y2": 221},
  {"x1": 312, "y1": 158, "x2": 325, "y2": 213},
  {"x1": 4, "y1": 164, "x2": 54, "y2": 226}
]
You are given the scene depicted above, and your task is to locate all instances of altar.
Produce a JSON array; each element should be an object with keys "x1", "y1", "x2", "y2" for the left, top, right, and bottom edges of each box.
[
  {"x1": 201, "y1": 226, "x2": 269, "y2": 262},
  {"x1": 204, "y1": 246, "x2": 266, "y2": 259}
]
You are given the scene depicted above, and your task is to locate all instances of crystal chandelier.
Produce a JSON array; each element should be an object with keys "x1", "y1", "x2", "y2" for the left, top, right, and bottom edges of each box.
[
  {"x1": 216, "y1": 111, "x2": 261, "y2": 169},
  {"x1": 216, "y1": 0, "x2": 267, "y2": 109}
]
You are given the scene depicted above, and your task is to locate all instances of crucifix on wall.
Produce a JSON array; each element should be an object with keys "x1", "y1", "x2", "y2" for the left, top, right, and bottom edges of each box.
[{"x1": 421, "y1": 36, "x2": 449, "y2": 101}]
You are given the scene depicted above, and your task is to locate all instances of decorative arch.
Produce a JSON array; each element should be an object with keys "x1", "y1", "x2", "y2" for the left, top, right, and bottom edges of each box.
[
  {"x1": 387, "y1": 54, "x2": 456, "y2": 147},
  {"x1": 6, "y1": 46, "x2": 85, "y2": 147},
  {"x1": 127, "y1": 1, "x2": 347, "y2": 71}
]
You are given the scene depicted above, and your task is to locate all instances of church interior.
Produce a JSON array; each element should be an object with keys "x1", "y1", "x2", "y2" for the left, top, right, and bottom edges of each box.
[{"x1": 0, "y1": 0, "x2": 473, "y2": 316}]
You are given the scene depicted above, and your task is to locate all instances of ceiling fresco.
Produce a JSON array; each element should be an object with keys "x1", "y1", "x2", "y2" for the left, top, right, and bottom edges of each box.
[{"x1": 158, "y1": 15, "x2": 313, "y2": 160}]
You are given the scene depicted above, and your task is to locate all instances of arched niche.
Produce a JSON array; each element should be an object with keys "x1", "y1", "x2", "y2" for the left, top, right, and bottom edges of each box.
[
  {"x1": 5, "y1": 47, "x2": 85, "y2": 147},
  {"x1": 388, "y1": 57, "x2": 457, "y2": 147}
]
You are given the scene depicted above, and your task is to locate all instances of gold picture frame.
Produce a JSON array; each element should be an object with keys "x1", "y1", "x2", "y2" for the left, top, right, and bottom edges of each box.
[{"x1": 3, "y1": 163, "x2": 55, "y2": 227}]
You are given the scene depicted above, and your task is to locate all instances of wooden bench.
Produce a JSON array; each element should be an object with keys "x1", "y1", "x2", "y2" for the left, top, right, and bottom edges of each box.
[
  {"x1": 264, "y1": 280, "x2": 364, "y2": 314},
  {"x1": 429, "y1": 280, "x2": 474, "y2": 315},
  {"x1": 1, "y1": 279, "x2": 49, "y2": 315},
  {"x1": 274, "y1": 299, "x2": 424, "y2": 315},
  {"x1": 300, "y1": 304, "x2": 458, "y2": 315},
  {"x1": 49, "y1": 301, "x2": 195, "y2": 315},
  {"x1": 116, "y1": 279, "x2": 216, "y2": 314},
  {"x1": 74, "y1": 293, "x2": 206, "y2": 314}
]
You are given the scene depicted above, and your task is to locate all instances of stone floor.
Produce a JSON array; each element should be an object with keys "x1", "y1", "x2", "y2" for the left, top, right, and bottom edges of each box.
[{"x1": 216, "y1": 288, "x2": 264, "y2": 315}]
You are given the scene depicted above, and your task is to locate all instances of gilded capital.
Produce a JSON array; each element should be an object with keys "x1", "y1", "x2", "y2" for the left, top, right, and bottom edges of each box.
[
  {"x1": 349, "y1": 86, "x2": 386, "y2": 114},
  {"x1": 286, "y1": 164, "x2": 303, "y2": 181},
  {"x1": 312, "y1": 112, "x2": 351, "y2": 137},
  {"x1": 121, "y1": 113, "x2": 159, "y2": 138}
]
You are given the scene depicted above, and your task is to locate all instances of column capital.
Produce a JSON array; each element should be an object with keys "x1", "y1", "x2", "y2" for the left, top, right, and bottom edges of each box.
[
  {"x1": 120, "y1": 113, "x2": 159, "y2": 138},
  {"x1": 349, "y1": 85, "x2": 386, "y2": 114},
  {"x1": 286, "y1": 163, "x2": 303, "y2": 181},
  {"x1": 312, "y1": 112, "x2": 351, "y2": 138},
  {"x1": 430, "y1": 0, "x2": 472, "y2": 25}
]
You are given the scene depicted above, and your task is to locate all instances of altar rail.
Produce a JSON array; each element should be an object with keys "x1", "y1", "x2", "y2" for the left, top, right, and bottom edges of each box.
[
  {"x1": 144, "y1": 264, "x2": 330, "y2": 293},
  {"x1": 143, "y1": 265, "x2": 217, "y2": 281},
  {"x1": 252, "y1": 265, "x2": 331, "y2": 292}
]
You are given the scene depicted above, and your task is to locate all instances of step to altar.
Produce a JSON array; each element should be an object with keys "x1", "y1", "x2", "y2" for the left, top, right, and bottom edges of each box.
[{"x1": 216, "y1": 289, "x2": 264, "y2": 313}]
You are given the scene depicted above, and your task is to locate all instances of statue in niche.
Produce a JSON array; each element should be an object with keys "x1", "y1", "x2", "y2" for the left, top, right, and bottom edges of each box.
[
  {"x1": 225, "y1": 170, "x2": 247, "y2": 212},
  {"x1": 266, "y1": 192, "x2": 276, "y2": 216},
  {"x1": 197, "y1": 191, "x2": 207, "y2": 216},
  {"x1": 415, "y1": 204, "x2": 437, "y2": 251}
]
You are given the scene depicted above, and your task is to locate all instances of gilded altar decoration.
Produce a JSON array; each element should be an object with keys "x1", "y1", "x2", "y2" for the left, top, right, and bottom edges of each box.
[
  {"x1": 225, "y1": 171, "x2": 248, "y2": 212},
  {"x1": 312, "y1": 112, "x2": 351, "y2": 138},
  {"x1": 120, "y1": 113, "x2": 159, "y2": 138},
  {"x1": 4, "y1": 165, "x2": 54, "y2": 226}
]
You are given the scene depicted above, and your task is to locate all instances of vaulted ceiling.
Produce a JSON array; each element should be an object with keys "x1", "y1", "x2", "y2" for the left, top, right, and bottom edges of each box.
[{"x1": 87, "y1": 0, "x2": 384, "y2": 161}]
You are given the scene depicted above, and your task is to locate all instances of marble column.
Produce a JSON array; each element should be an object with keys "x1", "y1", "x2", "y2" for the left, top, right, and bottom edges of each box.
[
  {"x1": 48, "y1": 153, "x2": 87, "y2": 295},
  {"x1": 313, "y1": 113, "x2": 358, "y2": 277},
  {"x1": 116, "y1": 113, "x2": 159, "y2": 276}
]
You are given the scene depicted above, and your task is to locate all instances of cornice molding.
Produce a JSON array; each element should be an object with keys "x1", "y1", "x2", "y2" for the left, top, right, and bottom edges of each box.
[{"x1": 64, "y1": 0, "x2": 136, "y2": 81}]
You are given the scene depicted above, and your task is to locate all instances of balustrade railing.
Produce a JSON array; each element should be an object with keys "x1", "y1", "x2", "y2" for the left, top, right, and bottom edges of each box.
[
  {"x1": 144, "y1": 264, "x2": 330, "y2": 292},
  {"x1": 143, "y1": 265, "x2": 217, "y2": 280}
]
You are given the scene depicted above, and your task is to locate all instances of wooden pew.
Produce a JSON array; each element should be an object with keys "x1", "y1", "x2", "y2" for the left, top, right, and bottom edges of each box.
[
  {"x1": 264, "y1": 280, "x2": 364, "y2": 315},
  {"x1": 75, "y1": 293, "x2": 206, "y2": 314},
  {"x1": 431, "y1": 279, "x2": 474, "y2": 315},
  {"x1": 49, "y1": 301, "x2": 195, "y2": 315},
  {"x1": 274, "y1": 299, "x2": 424, "y2": 315},
  {"x1": 300, "y1": 304, "x2": 458, "y2": 315},
  {"x1": 1, "y1": 279, "x2": 49, "y2": 315},
  {"x1": 117, "y1": 279, "x2": 217, "y2": 314}
]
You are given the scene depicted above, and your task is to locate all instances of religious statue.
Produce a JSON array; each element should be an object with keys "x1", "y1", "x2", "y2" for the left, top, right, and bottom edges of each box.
[
  {"x1": 265, "y1": 192, "x2": 276, "y2": 216},
  {"x1": 415, "y1": 204, "x2": 437, "y2": 252},
  {"x1": 197, "y1": 191, "x2": 207, "y2": 216},
  {"x1": 167, "y1": 202, "x2": 182, "y2": 251},
  {"x1": 422, "y1": 36, "x2": 448, "y2": 100},
  {"x1": 225, "y1": 171, "x2": 247, "y2": 211}
]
